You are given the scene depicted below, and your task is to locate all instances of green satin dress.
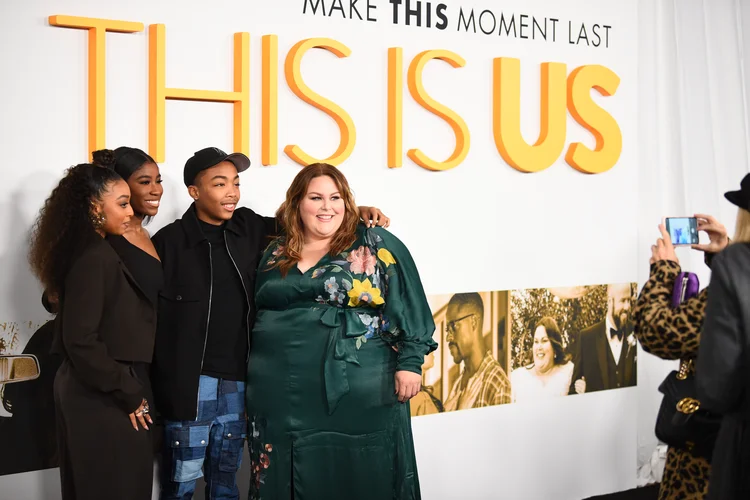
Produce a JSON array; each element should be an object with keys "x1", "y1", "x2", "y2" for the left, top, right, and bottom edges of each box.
[{"x1": 246, "y1": 225, "x2": 437, "y2": 500}]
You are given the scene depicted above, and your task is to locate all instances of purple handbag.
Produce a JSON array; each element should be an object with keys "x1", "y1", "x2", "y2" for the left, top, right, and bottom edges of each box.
[
  {"x1": 656, "y1": 269, "x2": 720, "y2": 460},
  {"x1": 671, "y1": 272, "x2": 700, "y2": 307}
]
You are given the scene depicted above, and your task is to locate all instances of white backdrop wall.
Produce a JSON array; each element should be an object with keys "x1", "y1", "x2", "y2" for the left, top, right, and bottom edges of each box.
[
  {"x1": 636, "y1": 0, "x2": 750, "y2": 480},
  {"x1": 0, "y1": 0, "x2": 746, "y2": 499}
]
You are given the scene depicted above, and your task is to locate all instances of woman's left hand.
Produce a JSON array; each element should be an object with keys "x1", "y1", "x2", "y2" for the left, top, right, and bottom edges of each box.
[
  {"x1": 359, "y1": 206, "x2": 391, "y2": 228},
  {"x1": 650, "y1": 223, "x2": 679, "y2": 265},
  {"x1": 394, "y1": 371, "x2": 421, "y2": 403},
  {"x1": 692, "y1": 213, "x2": 729, "y2": 253}
]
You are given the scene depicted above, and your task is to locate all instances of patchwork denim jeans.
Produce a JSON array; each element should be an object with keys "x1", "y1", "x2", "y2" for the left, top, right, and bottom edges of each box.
[{"x1": 160, "y1": 376, "x2": 247, "y2": 500}]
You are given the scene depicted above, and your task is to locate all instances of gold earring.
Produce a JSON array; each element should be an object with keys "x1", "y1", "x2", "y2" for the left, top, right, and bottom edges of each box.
[{"x1": 90, "y1": 206, "x2": 106, "y2": 229}]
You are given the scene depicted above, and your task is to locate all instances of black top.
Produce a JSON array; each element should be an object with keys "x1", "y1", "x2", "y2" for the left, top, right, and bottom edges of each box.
[
  {"x1": 108, "y1": 235, "x2": 164, "y2": 306},
  {"x1": 151, "y1": 204, "x2": 274, "y2": 421},
  {"x1": 198, "y1": 220, "x2": 249, "y2": 381}
]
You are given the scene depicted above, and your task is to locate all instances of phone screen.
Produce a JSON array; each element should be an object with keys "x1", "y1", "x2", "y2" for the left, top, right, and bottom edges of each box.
[{"x1": 666, "y1": 217, "x2": 699, "y2": 246}]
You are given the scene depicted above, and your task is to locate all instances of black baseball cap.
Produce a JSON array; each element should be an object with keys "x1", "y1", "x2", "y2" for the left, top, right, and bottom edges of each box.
[
  {"x1": 724, "y1": 173, "x2": 750, "y2": 210},
  {"x1": 183, "y1": 147, "x2": 250, "y2": 187}
]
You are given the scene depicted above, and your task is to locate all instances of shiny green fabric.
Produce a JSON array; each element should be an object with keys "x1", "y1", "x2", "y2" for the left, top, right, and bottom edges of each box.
[{"x1": 246, "y1": 225, "x2": 436, "y2": 500}]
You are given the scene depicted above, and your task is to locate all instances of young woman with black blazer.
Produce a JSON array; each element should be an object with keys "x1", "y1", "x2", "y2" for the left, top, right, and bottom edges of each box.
[{"x1": 28, "y1": 160, "x2": 157, "y2": 499}]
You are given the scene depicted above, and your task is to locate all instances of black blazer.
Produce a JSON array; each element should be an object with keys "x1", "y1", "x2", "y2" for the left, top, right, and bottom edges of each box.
[
  {"x1": 52, "y1": 237, "x2": 156, "y2": 413},
  {"x1": 697, "y1": 243, "x2": 750, "y2": 498},
  {"x1": 151, "y1": 204, "x2": 276, "y2": 421},
  {"x1": 569, "y1": 319, "x2": 637, "y2": 394}
]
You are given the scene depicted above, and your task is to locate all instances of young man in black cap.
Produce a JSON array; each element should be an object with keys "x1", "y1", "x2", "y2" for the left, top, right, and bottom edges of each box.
[{"x1": 152, "y1": 147, "x2": 388, "y2": 499}]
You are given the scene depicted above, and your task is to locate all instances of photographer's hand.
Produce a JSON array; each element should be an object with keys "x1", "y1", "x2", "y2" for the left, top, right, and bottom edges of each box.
[
  {"x1": 692, "y1": 214, "x2": 728, "y2": 254},
  {"x1": 650, "y1": 224, "x2": 679, "y2": 265}
]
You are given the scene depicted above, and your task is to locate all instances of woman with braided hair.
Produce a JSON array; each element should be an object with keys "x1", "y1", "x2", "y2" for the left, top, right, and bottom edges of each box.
[{"x1": 28, "y1": 154, "x2": 157, "y2": 499}]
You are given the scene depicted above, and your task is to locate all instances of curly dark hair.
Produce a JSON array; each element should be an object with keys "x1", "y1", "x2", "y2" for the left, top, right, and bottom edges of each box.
[
  {"x1": 91, "y1": 149, "x2": 117, "y2": 170},
  {"x1": 93, "y1": 147, "x2": 157, "y2": 223},
  {"x1": 28, "y1": 162, "x2": 123, "y2": 296},
  {"x1": 93, "y1": 147, "x2": 155, "y2": 181}
]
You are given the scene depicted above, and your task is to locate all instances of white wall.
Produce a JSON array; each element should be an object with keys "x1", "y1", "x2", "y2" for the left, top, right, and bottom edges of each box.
[
  {"x1": 0, "y1": 0, "x2": 672, "y2": 498},
  {"x1": 635, "y1": 0, "x2": 750, "y2": 480}
]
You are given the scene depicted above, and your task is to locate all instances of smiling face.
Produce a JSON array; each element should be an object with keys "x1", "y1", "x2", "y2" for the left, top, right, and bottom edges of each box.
[
  {"x1": 299, "y1": 175, "x2": 345, "y2": 242},
  {"x1": 93, "y1": 179, "x2": 134, "y2": 236},
  {"x1": 126, "y1": 161, "x2": 163, "y2": 218},
  {"x1": 189, "y1": 161, "x2": 240, "y2": 225},
  {"x1": 532, "y1": 325, "x2": 555, "y2": 372}
]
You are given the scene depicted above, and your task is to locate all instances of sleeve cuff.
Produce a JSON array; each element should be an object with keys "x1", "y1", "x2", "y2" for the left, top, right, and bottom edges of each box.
[
  {"x1": 396, "y1": 342, "x2": 426, "y2": 375},
  {"x1": 115, "y1": 391, "x2": 144, "y2": 414}
]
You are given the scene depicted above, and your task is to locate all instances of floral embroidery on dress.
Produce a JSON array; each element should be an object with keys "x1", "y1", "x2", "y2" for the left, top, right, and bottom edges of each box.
[
  {"x1": 357, "y1": 313, "x2": 377, "y2": 338},
  {"x1": 249, "y1": 417, "x2": 273, "y2": 500},
  {"x1": 281, "y1": 230, "x2": 402, "y2": 350},
  {"x1": 265, "y1": 245, "x2": 285, "y2": 267},
  {"x1": 347, "y1": 246, "x2": 377, "y2": 275},
  {"x1": 324, "y1": 277, "x2": 346, "y2": 305},
  {"x1": 348, "y1": 278, "x2": 384, "y2": 307},
  {"x1": 355, "y1": 312, "x2": 395, "y2": 349},
  {"x1": 377, "y1": 248, "x2": 396, "y2": 267}
]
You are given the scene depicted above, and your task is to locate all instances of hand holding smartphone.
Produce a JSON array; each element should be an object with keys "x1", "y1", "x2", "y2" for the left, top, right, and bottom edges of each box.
[{"x1": 665, "y1": 217, "x2": 699, "y2": 246}]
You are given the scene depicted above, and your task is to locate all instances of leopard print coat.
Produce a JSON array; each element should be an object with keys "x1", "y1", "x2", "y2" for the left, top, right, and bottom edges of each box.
[{"x1": 634, "y1": 259, "x2": 711, "y2": 499}]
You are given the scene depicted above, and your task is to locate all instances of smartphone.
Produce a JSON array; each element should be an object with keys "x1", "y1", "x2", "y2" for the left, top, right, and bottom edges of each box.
[{"x1": 665, "y1": 217, "x2": 699, "y2": 246}]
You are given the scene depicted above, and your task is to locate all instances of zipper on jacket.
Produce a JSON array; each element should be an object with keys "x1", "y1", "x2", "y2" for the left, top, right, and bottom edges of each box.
[
  {"x1": 196, "y1": 241, "x2": 213, "y2": 420},
  {"x1": 225, "y1": 238, "x2": 252, "y2": 363}
]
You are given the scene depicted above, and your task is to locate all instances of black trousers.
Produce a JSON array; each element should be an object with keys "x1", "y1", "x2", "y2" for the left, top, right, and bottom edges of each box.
[{"x1": 54, "y1": 360, "x2": 154, "y2": 500}]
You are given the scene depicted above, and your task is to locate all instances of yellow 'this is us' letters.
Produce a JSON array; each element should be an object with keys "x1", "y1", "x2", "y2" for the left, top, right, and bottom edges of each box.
[{"x1": 49, "y1": 15, "x2": 622, "y2": 174}]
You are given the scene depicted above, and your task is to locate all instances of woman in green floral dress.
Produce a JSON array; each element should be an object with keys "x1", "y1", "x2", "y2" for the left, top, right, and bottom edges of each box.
[{"x1": 246, "y1": 163, "x2": 437, "y2": 500}]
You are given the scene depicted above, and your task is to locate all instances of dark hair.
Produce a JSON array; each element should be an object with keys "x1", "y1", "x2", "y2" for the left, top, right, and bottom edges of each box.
[
  {"x1": 533, "y1": 317, "x2": 571, "y2": 365},
  {"x1": 447, "y1": 292, "x2": 485, "y2": 325},
  {"x1": 272, "y1": 163, "x2": 360, "y2": 276},
  {"x1": 41, "y1": 290, "x2": 59, "y2": 315},
  {"x1": 93, "y1": 147, "x2": 157, "y2": 222},
  {"x1": 93, "y1": 147, "x2": 155, "y2": 181},
  {"x1": 91, "y1": 149, "x2": 116, "y2": 170},
  {"x1": 28, "y1": 163, "x2": 123, "y2": 296}
]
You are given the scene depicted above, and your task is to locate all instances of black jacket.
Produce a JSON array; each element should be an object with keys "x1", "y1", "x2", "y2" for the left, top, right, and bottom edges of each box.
[
  {"x1": 697, "y1": 243, "x2": 750, "y2": 499},
  {"x1": 51, "y1": 237, "x2": 156, "y2": 413},
  {"x1": 569, "y1": 319, "x2": 637, "y2": 394},
  {"x1": 151, "y1": 204, "x2": 275, "y2": 421}
]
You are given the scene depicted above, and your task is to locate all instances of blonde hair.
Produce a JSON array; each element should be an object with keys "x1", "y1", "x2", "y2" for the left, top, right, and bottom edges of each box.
[{"x1": 733, "y1": 208, "x2": 750, "y2": 243}]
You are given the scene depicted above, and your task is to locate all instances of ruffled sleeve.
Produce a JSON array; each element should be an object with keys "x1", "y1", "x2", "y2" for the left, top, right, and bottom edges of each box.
[{"x1": 366, "y1": 227, "x2": 437, "y2": 375}]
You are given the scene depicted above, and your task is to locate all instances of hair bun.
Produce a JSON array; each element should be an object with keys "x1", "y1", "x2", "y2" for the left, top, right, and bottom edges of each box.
[{"x1": 92, "y1": 149, "x2": 116, "y2": 169}]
